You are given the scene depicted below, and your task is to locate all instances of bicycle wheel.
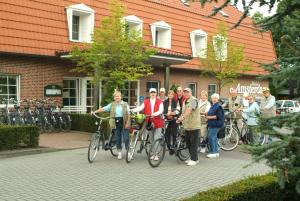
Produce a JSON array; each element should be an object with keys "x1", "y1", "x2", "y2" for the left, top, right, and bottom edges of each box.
[
  {"x1": 240, "y1": 124, "x2": 250, "y2": 144},
  {"x1": 148, "y1": 138, "x2": 166, "y2": 168},
  {"x1": 126, "y1": 130, "x2": 138, "y2": 163},
  {"x1": 177, "y1": 136, "x2": 190, "y2": 161},
  {"x1": 88, "y1": 132, "x2": 103, "y2": 163},
  {"x1": 258, "y1": 133, "x2": 267, "y2": 145},
  {"x1": 109, "y1": 131, "x2": 118, "y2": 157},
  {"x1": 219, "y1": 127, "x2": 239, "y2": 151}
]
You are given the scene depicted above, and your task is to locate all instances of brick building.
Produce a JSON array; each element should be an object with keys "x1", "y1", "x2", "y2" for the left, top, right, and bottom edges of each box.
[{"x1": 0, "y1": 0, "x2": 276, "y2": 112}]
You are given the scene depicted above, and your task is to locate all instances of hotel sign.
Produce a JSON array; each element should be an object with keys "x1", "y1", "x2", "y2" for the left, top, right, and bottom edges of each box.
[
  {"x1": 230, "y1": 81, "x2": 263, "y2": 94},
  {"x1": 44, "y1": 84, "x2": 62, "y2": 96}
]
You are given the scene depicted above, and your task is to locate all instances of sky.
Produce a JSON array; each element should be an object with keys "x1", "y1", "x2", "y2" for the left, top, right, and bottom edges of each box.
[{"x1": 235, "y1": 1, "x2": 278, "y2": 16}]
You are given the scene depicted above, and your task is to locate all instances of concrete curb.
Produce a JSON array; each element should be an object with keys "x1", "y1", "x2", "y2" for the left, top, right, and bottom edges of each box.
[{"x1": 0, "y1": 146, "x2": 88, "y2": 159}]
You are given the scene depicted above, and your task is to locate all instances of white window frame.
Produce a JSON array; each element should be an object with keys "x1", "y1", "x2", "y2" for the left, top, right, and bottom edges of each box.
[
  {"x1": 0, "y1": 74, "x2": 20, "y2": 108},
  {"x1": 150, "y1": 21, "x2": 171, "y2": 49},
  {"x1": 190, "y1": 29, "x2": 207, "y2": 58},
  {"x1": 66, "y1": 3, "x2": 95, "y2": 43},
  {"x1": 187, "y1": 82, "x2": 197, "y2": 97},
  {"x1": 213, "y1": 34, "x2": 227, "y2": 61},
  {"x1": 122, "y1": 15, "x2": 143, "y2": 37}
]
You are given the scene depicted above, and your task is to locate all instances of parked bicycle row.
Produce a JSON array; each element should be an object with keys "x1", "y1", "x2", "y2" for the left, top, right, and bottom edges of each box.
[
  {"x1": 87, "y1": 86, "x2": 275, "y2": 168},
  {"x1": 0, "y1": 98, "x2": 71, "y2": 133}
]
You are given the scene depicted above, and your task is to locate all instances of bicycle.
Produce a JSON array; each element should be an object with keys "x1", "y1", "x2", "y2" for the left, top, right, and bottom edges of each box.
[
  {"x1": 147, "y1": 117, "x2": 190, "y2": 168},
  {"x1": 125, "y1": 113, "x2": 150, "y2": 163},
  {"x1": 87, "y1": 113, "x2": 118, "y2": 163}
]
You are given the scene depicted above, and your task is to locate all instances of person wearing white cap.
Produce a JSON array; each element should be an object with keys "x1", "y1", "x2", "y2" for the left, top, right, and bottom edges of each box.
[
  {"x1": 159, "y1": 88, "x2": 167, "y2": 101},
  {"x1": 177, "y1": 87, "x2": 201, "y2": 166},
  {"x1": 242, "y1": 92, "x2": 250, "y2": 108},
  {"x1": 205, "y1": 93, "x2": 224, "y2": 158},
  {"x1": 131, "y1": 88, "x2": 164, "y2": 161}
]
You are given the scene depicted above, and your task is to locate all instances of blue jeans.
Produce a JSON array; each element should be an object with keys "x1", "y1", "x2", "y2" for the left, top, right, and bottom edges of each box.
[
  {"x1": 114, "y1": 122, "x2": 129, "y2": 151},
  {"x1": 208, "y1": 128, "x2": 220, "y2": 154}
]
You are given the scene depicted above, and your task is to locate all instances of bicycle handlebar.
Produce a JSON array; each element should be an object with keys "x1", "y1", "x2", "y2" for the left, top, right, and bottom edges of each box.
[{"x1": 91, "y1": 112, "x2": 110, "y2": 120}]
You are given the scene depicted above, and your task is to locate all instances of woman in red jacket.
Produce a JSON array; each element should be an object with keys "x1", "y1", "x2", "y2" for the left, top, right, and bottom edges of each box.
[{"x1": 131, "y1": 88, "x2": 164, "y2": 161}]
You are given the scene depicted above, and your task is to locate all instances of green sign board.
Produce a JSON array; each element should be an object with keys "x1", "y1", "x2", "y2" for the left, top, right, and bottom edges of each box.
[{"x1": 44, "y1": 84, "x2": 62, "y2": 97}]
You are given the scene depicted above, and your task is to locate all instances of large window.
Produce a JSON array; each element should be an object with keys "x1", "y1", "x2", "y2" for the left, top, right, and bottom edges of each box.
[
  {"x1": 190, "y1": 30, "x2": 207, "y2": 58},
  {"x1": 66, "y1": 3, "x2": 95, "y2": 43},
  {"x1": 150, "y1": 21, "x2": 171, "y2": 49},
  {"x1": 187, "y1": 83, "x2": 197, "y2": 97},
  {"x1": 208, "y1": 84, "x2": 217, "y2": 99},
  {"x1": 146, "y1": 81, "x2": 160, "y2": 93},
  {"x1": 0, "y1": 74, "x2": 19, "y2": 103},
  {"x1": 63, "y1": 79, "x2": 78, "y2": 106}
]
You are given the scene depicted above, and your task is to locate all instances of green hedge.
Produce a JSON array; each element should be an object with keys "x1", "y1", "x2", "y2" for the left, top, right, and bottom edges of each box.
[
  {"x1": 69, "y1": 113, "x2": 111, "y2": 139},
  {"x1": 0, "y1": 125, "x2": 39, "y2": 150},
  {"x1": 185, "y1": 174, "x2": 300, "y2": 201}
]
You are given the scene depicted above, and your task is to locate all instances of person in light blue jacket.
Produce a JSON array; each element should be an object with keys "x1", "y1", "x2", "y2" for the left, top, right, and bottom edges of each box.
[{"x1": 242, "y1": 94, "x2": 260, "y2": 144}]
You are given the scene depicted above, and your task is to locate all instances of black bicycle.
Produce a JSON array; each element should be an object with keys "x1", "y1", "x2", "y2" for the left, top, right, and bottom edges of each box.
[
  {"x1": 88, "y1": 113, "x2": 117, "y2": 163},
  {"x1": 148, "y1": 117, "x2": 189, "y2": 168}
]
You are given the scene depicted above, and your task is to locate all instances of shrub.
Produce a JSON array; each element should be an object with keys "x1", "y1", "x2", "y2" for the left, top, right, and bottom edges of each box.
[
  {"x1": 0, "y1": 125, "x2": 39, "y2": 150},
  {"x1": 185, "y1": 174, "x2": 300, "y2": 201},
  {"x1": 69, "y1": 113, "x2": 111, "y2": 139}
]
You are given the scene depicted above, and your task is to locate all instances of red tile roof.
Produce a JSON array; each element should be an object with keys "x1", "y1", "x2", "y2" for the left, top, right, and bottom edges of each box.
[{"x1": 0, "y1": 0, "x2": 277, "y2": 75}]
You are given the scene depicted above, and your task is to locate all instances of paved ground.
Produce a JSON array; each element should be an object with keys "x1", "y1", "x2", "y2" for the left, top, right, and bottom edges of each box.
[
  {"x1": 39, "y1": 131, "x2": 90, "y2": 149},
  {"x1": 0, "y1": 145, "x2": 270, "y2": 201}
]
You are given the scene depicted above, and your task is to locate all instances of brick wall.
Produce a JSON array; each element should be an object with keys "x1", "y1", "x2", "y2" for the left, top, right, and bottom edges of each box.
[{"x1": 0, "y1": 53, "x2": 82, "y2": 103}]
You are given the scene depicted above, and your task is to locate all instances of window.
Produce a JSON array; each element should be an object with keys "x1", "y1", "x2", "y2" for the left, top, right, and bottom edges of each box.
[
  {"x1": 276, "y1": 100, "x2": 283, "y2": 108},
  {"x1": 0, "y1": 74, "x2": 19, "y2": 104},
  {"x1": 181, "y1": 0, "x2": 190, "y2": 6},
  {"x1": 190, "y1": 30, "x2": 207, "y2": 58},
  {"x1": 146, "y1": 81, "x2": 160, "y2": 93},
  {"x1": 294, "y1": 101, "x2": 299, "y2": 108},
  {"x1": 66, "y1": 3, "x2": 95, "y2": 42},
  {"x1": 283, "y1": 101, "x2": 294, "y2": 108},
  {"x1": 123, "y1": 15, "x2": 143, "y2": 37},
  {"x1": 150, "y1": 21, "x2": 171, "y2": 49},
  {"x1": 208, "y1": 84, "x2": 217, "y2": 98},
  {"x1": 72, "y1": 15, "x2": 80, "y2": 41},
  {"x1": 120, "y1": 81, "x2": 139, "y2": 106},
  {"x1": 214, "y1": 6, "x2": 229, "y2": 17},
  {"x1": 86, "y1": 80, "x2": 95, "y2": 113},
  {"x1": 187, "y1": 83, "x2": 197, "y2": 97},
  {"x1": 213, "y1": 35, "x2": 227, "y2": 61},
  {"x1": 63, "y1": 79, "x2": 78, "y2": 106}
]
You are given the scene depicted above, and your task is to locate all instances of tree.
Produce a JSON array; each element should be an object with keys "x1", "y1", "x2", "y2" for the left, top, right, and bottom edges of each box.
[
  {"x1": 190, "y1": 0, "x2": 300, "y2": 195},
  {"x1": 69, "y1": 0, "x2": 156, "y2": 105},
  {"x1": 200, "y1": 22, "x2": 250, "y2": 94}
]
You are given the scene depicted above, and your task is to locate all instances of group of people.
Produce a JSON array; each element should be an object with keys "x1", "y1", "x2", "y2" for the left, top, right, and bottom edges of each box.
[
  {"x1": 91, "y1": 85, "x2": 276, "y2": 166},
  {"x1": 227, "y1": 87, "x2": 276, "y2": 145},
  {"x1": 92, "y1": 86, "x2": 225, "y2": 166}
]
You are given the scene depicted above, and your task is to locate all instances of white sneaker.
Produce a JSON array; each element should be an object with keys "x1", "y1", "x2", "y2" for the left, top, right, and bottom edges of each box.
[
  {"x1": 206, "y1": 153, "x2": 218, "y2": 158},
  {"x1": 200, "y1": 148, "x2": 206, "y2": 153},
  {"x1": 185, "y1": 159, "x2": 192, "y2": 164},
  {"x1": 187, "y1": 160, "x2": 198, "y2": 166},
  {"x1": 216, "y1": 153, "x2": 220, "y2": 157},
  {"x1": 117, "y1": 152, "x2": 122, "y2": 160},
  {"x1": 154, "y1": 155, "x2": 159, "y2": 161}
]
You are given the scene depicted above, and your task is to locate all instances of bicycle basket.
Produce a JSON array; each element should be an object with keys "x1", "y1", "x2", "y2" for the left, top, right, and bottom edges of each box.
[{"x1": 135, "y1": 114, "x2": 145, "y2": 125}]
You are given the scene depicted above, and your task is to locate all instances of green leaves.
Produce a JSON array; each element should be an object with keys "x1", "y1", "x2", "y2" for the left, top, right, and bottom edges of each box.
[{"x1": 69, "y1": 0, "x2": 156, "y2": 104}]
